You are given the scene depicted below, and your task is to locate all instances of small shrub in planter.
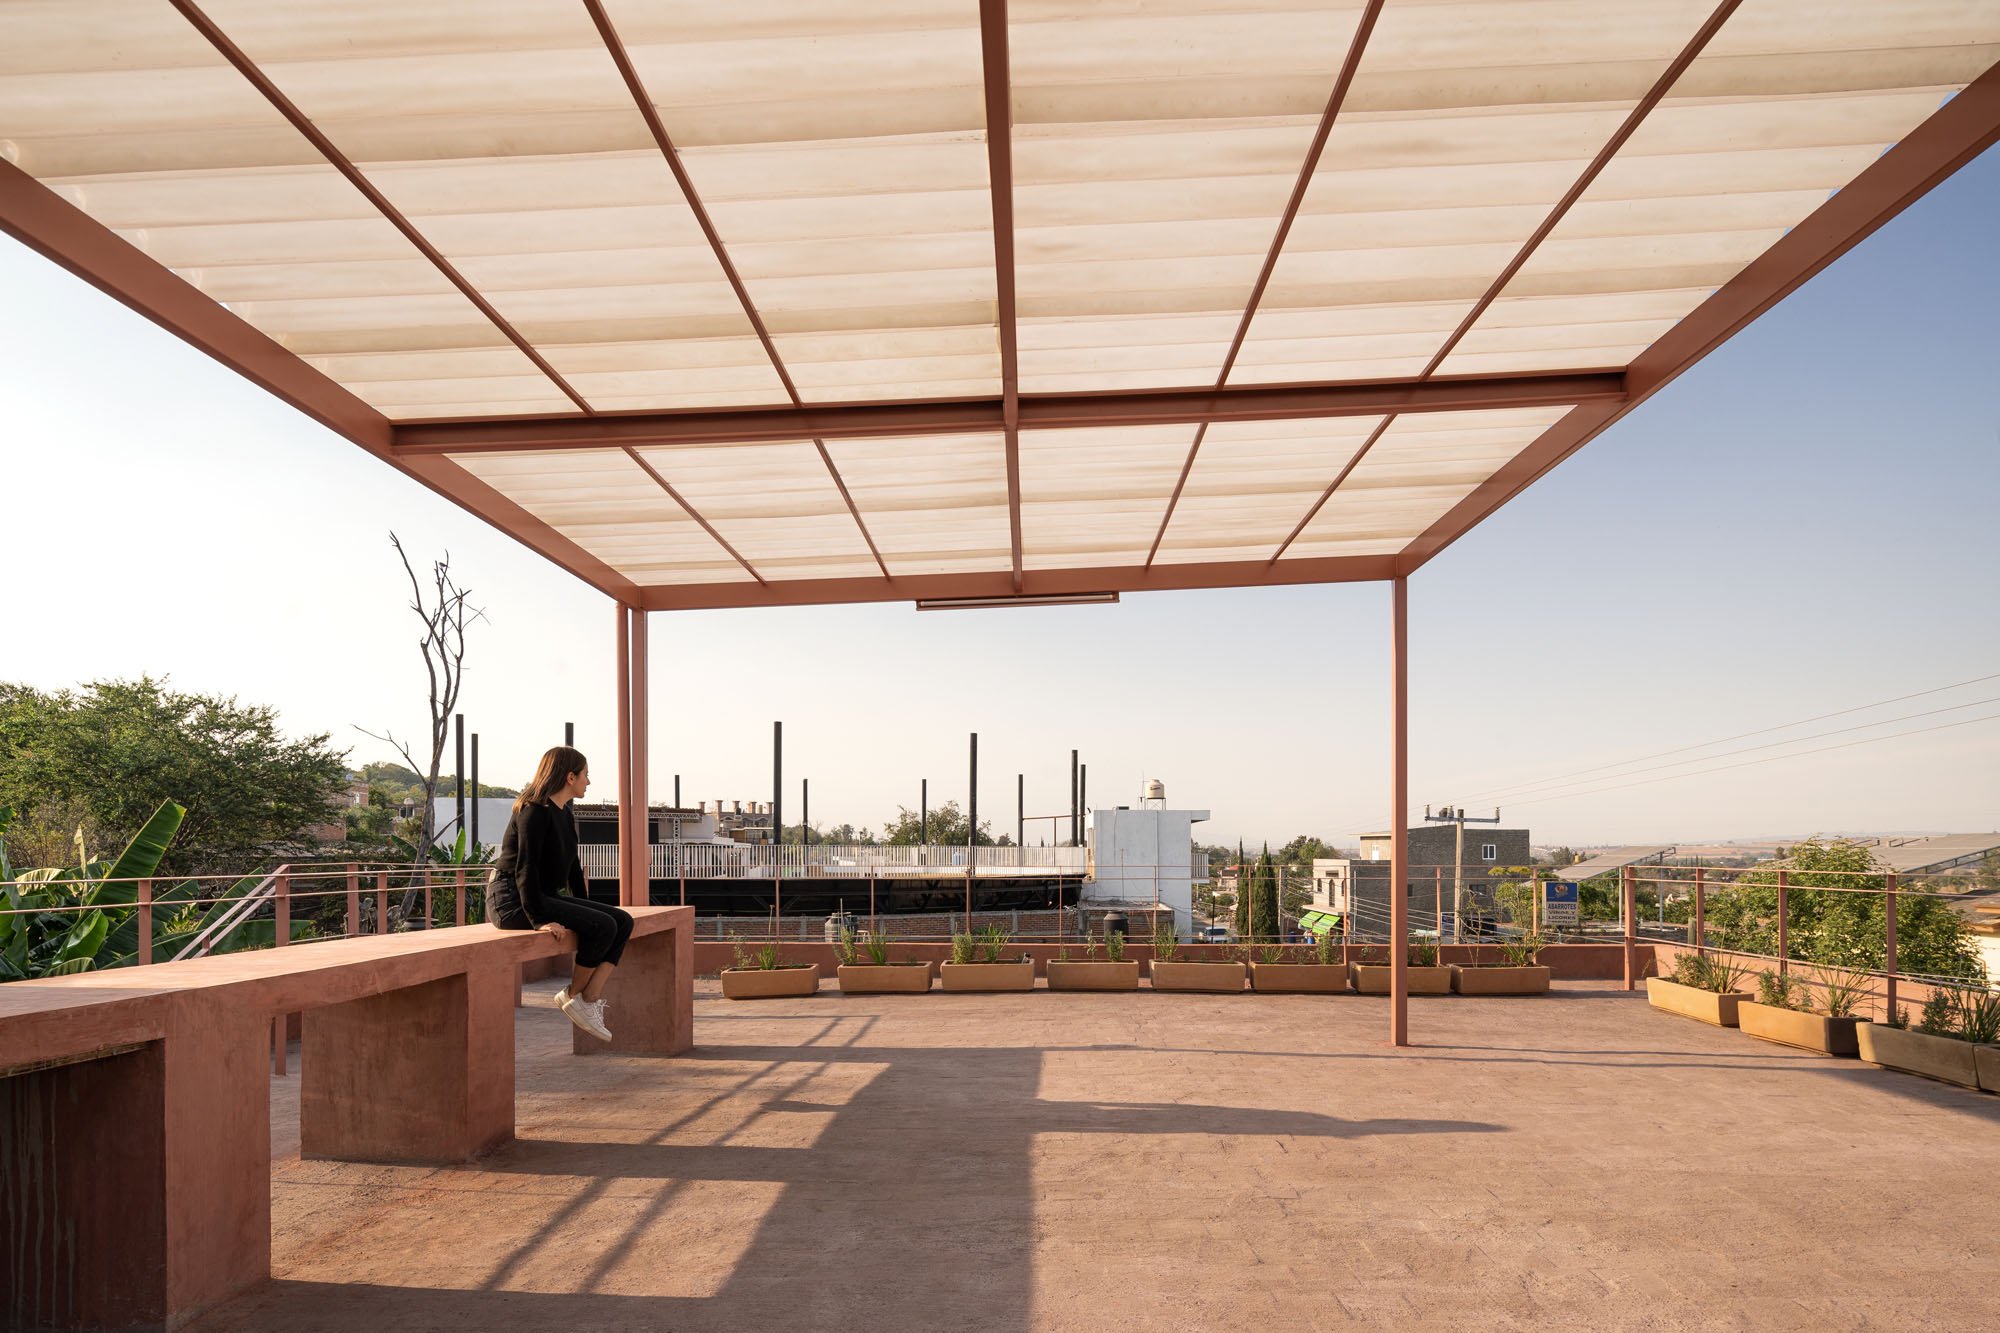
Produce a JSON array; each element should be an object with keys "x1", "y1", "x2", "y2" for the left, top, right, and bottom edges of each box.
[
  {"x1": 721, "y1": 940, "x2": 821, "y2": 1000},
  {"x1": 1645, "y1": 953, "x2": 1753, "y2": 1026},
  {"x1": 1737, "y1": 966, "x2": 1866, "y2": 1056},
  {"x1": 834, "y1": 928, "x2": 932, "y2": 995},
  {"x1": 1149, "y1": 922, "x2": 1245, "y2": 992},
  {"x1": 1350, "y1": 940, "x2": 1451, "y2": 995},
  {"x1": 1048, "y1": 929, "x2": 1140, "y2": 991},
  {"x1": 1858, "y1": 985, "x2": 1999, "y2": 1091},
  {"x1": 940, "y1": 924, "x2": 1033, "y2": 991},
  {"x1": 1450, "y1": 934, "x2": 1551, "y2": 995},
  {"x1": 1248, "y1": 936, "x2": 1349, "y2": 994}
]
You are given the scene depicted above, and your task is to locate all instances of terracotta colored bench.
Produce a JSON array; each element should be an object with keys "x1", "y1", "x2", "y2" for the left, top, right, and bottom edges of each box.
[{"x1": 0, "y1": 904, "x2": 692, "y2": 1332}]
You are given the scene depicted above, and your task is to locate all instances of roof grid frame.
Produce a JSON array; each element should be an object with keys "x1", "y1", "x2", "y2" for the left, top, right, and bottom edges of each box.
[
  {"x1": 981, "y1": 0, "x2": 1025, "y2": 592},
  {"x1": 620, "y1": 446, "x2": 768, "y2": 587},
  {"x1": 582, "y1": 0, "x2": 891, "y2": 582},
  {"x1": 163, "y1": 0, "x2": 596, "y2": 416},
  {"x1": 1142, "y1": 0, "x2": 1388, "y2": 571},
  {"x1": 1267, "y1": 0, "x2": 1744, "y2": 566}
]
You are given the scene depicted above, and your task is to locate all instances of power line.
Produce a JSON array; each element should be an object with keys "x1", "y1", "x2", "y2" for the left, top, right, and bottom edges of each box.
[
  {"x1": 1454, "y1": 669, "x2": 2000, "y2": 803},
  {"x1": 1505, "y1": 710, "x2": 2000, "y2": 808}
]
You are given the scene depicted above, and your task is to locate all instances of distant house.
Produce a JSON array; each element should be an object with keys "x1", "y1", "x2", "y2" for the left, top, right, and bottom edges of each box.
[{"x1": 1318, "y1": 824, "x2": 1532, "y2": 938}]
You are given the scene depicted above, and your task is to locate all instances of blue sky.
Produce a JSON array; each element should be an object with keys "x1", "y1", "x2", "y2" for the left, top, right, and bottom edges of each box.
[{"x1": 4, "y1": 146, "x2": 1995, "y2": 850}]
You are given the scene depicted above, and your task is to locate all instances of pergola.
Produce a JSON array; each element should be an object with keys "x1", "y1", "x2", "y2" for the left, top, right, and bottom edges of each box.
[{"x1": 6, "y1": 1, "x2": 1997, "y2": 1044}]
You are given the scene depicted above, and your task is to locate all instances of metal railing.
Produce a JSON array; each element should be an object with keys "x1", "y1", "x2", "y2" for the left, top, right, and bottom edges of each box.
[{"x1": 578, "y1": 842, "x2": 1101, "y2": 880}]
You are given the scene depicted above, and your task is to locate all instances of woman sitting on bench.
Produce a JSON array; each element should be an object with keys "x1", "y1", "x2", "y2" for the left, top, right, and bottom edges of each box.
[{"x1": 488, "y1": 746, "x2": 632, "y2": 1041}]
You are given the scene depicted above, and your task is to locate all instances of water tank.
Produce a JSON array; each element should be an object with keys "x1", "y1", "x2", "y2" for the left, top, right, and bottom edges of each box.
[
  {"x1": 1142, "y1": 778, "x2": 1166, "y2": 804},
  {"x1": 1101, "y1": 910, "x2": 1129, "y2": 943}
]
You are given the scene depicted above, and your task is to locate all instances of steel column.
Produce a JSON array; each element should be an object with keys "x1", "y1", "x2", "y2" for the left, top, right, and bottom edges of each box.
[
  {"x1": 616, "y1": 604, "x2": 633, "y2": 903},
  {"x1": 630, "y1": 608, "x2": 649, "y2": 907},
  {"x1": 1390, "y1": 576, "x2": 1409, "y2": 1047}
]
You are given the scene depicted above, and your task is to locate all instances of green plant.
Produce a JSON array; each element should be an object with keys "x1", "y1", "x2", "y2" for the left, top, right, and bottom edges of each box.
[
  {"x1": 950, "y1": 931, "x2": 976, "y2": 965},
  {"x1": 1817, "y1": 965, "x2": 1871, "y2": 1019},
  {"x1": 1258, "y1": 944, "x2": 1285, "y2": 965},
  {"x1": 1314, "y1": 930, "x2": 1339, "y2": 966},
  {"x1": 731, "y1": 938, "x2": 755, "y2": 971},
  {"x1": 1105, "y1": 930, "x2": 1125, "y2": 963},
  {"x1": 1756, "y1": 970, "x2": 1809, "y2": 1011},
  {"x1": 976, "y1": 923, "x2": 1010, "y2": 963},
  {"x1": 833, "y1": 927, "x2": 860, "y2": 967},
  {"x1": 1409, "y1": 937, "x2": 1438, "y2": 969},
  {"x1": 1498, "y1": 933, "x2": 1546, "y2": 968},
  {"x1": 1916, "y1": 990, "x2": 1956, "y2": 1037},
  {"x1": 1669, "y1": 952, "x2": 1748, "y2": 995},
  {"x1": 1152, "y1": 920, "x2": 1179, "y2": 963},
  {"x1": 1952, "y1": 987, "x2": 2000, "y2": 1044},
  {"x1": 1886, "y1": 1003, "x2": 1909, "y2": 1030},
  {"x1": 864, "y1": 931, "x2": 892, "y2": 966}
]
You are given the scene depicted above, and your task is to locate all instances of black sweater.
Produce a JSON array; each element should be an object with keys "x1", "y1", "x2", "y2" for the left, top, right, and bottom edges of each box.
[{"x1": 494, "y1": 801, "x2": 585, "y2": 921}]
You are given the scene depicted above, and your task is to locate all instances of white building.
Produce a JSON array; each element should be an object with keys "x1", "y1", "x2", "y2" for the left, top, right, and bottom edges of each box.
[{"x1": 1087, "y1": 780, "x2": 1210, "y2": 937}]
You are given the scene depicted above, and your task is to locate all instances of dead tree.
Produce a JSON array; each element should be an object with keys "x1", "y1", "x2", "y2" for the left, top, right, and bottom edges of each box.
[{"x1": 357, "y1": 533, "x2": 485, "y2": 924}]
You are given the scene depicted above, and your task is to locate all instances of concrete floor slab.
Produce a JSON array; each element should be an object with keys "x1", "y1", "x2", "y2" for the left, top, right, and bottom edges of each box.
[{"x1": 196, "y1": 980, "x2": 2000, "y2": 1332}]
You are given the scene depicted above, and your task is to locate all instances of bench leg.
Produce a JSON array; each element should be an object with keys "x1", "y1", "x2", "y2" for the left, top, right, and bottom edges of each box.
[
  {"x1": 302, "y1": 967, "x2": 515, "y2": 1163},
  {"x1": 574, "y1": 924, "x2": 693, "y2": 1057},
  {"x1": 2, "y1": 1003, "x2": 269, "y2": 1331}
]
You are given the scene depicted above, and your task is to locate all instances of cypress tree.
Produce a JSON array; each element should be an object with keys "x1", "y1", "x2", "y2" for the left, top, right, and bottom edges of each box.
[
  {"x1": 1250, "y1": 844, "x2": 1280, "y2": 941},
  {"x1": 1232, "y1": 840, "x2": 1250, "y2": 938}
]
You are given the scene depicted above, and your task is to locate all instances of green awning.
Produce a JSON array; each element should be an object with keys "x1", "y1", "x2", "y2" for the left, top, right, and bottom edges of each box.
[{"x1": 1298, "y1": 910, "x2": 1341, "y2": 933}]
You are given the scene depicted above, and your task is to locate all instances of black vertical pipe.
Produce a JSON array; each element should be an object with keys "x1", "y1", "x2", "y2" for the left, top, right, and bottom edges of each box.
[
  {"x1": 1070, "y1": 750, "x2": 1079, "y2": 846},
  {"x1": 470, "y1": 733, "x2": 480, "y2": 854},
  {"x1": 453, "y1": 714, "x2": 465, "y2": 851},
  {"x1": 921, "y1": 778, "x2": 928, "y2": 845},
  {"x1": 968, "y1": 733, "x2": 978, "y2": 849},
  {"x1": 674, "y1": 773, "x2": 681, "y2": 807},
  {"x1": 565, "y1": 721, "x2": 574, "y2": 748},
  {"x1": 802, "y1": 777, "x2": 810, "y2": 846},
  {"x1": 1017, "y1": 773, "x2": 1024, "y2": 848},
  {"x1": 1080, "y1": 763, "x2": 1088, "y2": 847},
  {"x1": 773, "y1": 720, "x2": 783, "y2": 846}
]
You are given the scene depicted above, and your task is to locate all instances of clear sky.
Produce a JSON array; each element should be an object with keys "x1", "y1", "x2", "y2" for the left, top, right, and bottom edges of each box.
[{"x1": 4, "y1": 146, "x2": 1996, "y2": 852}]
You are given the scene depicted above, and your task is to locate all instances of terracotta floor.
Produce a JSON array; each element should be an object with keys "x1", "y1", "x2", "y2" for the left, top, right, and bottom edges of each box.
[{"x1": 198, "y1": 979, "x2": 2000, "y2": 1333}]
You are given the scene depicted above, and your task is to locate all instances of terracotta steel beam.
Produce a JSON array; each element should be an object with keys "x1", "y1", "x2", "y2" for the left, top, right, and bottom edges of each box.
[
  {"x1": 167, "y1": 0, "x2": 593, "y2": 415},
  {"x1": 629, "y1": 608, "x2": 650, "y2": 908},
  {"x1": 979, "y1": 0, "x2": 1024, "y2": 591},
  {"x1": 622, "y1": 448, "x2": 769, "y2": 587},
  {"x1": 1265, "y1": 0, "x2": 1741, "y2": 565},
  {"x1": 1144, "y1": 0, "x2": 1386, "y2": 568},
  {"x1": 636, "y1": 553, "x2": 1398, "y2": 612},
  {"x1": 583, "y1": 0, "x2": 890, "y2": 581},
  {"x1": 0, "y1": 159, "x2": 638, "y2": 602},
  {"x1": 1389, "y1": 575, "x2": 1409, "y2": 1048},
  {"x1": 393, "y1": 372, "x2": 1622, "y2": 455},
  {"x1": 1398, "y1": 55, "x2": 2000, "y2": 576}
]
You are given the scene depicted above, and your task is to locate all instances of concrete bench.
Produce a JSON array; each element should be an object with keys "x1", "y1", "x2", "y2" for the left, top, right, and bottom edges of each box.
[{"x1": 0, "y1": 904, "x2": 693, "y2": 1331}]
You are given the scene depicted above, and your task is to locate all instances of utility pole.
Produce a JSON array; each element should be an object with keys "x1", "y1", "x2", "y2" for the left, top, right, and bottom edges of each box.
[
  {"x1": 1069, "y1": 750, "x2": 1079, "y2": 846},
  {"x1": 802, "y1": 777, "x2": 809, "y2": 847},
  {"x1": 921, "y1": 778, "x2": 928, "y2": 866},
  {"x1": 1424, "y1": 804, "x2": 1501, "y2": 943}
]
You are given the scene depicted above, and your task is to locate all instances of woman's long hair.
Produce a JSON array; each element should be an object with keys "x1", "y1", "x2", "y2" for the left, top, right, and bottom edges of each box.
[{"x1": 515, "y1": 746, "x2": 588, "y2": 810}]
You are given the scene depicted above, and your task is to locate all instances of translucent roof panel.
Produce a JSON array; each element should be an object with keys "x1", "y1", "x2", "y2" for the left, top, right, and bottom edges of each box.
[
  {"x1": 1152, "y1": 416, "x2": 1388, "y2": 566},
  {"x1": 1010, "y1": 2, "x2": 1368, "y2": 393},
  {"x1": 1435, "y1": 1, "x2": 2000, "y2": 376},
  {"x1": 1018, "y1": 425, "x2": 1196, "y2": 570},
  {"x1": 187, "y1": 0, "x2": 788, "y2": 415},
  {"x1": 449, "y1": 449, "x2": 752, "y2": 585},
  {"x1": 609, "y1": 1, "x2": 1001, "y2": 404},
  {"x1": 822, "y1": 433, "x2": 1014, "y2": 578},
  {"x1": 631, "y1": 441, "x2": 882, "y2": 582},
  {"x1": 1282, "y1": 406, "x2": 1573, "y2": 559},
  {"x1": 1232, "y1": 0, "x2": 1721, "y2": 386}
]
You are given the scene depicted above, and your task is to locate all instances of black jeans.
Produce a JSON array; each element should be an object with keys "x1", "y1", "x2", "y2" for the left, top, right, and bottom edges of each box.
[{"x1": 489, "y1": 871, "x2": 633, "y2": 969}]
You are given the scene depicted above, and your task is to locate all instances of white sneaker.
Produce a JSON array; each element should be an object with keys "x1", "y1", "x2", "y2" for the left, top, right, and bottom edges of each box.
[
  {"x1": 553, "y1": 986, "x2": 571, "y2": 1010},
  {"x1": 562, "y1": 994, "x2": 612, "y2": 1042}
]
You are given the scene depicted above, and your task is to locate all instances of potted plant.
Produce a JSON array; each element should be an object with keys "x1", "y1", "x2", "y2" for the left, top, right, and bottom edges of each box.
[
  {"x1": 1248, "y1": 932, "x2": 1349, "y2": 994},
  {"x1": 1047, "y1": 929, "x2": 1139, "y2": 991},
  {"x1": 1645, "y1": 953, "x2": 1753, "y2": 1026},
  {"x1": 833, "y1": 927, "x2": 932, "y2": 995},
  {"x1": 1736, "y1": 967, "x2": 1864, "y2": 1056},
  {"x1": 1450, "y1": 933, "x2": 1552, "y2": 995},
  {"x1": 939, "y1": 924, "x2": 1034, "y2": 992},
  {"x1": 1148, "y1": 921, "x2": 1245, "y2": 993},
  {"x1": 1856, "y1": 984, "x2": 2000, "y2": 1090},
  {"x1": 1350, "y1": 938, "x2": 1451, "y2": 995},
  {"x1": 720, "y1": 939, "x2": 820, "y2": 1000}
]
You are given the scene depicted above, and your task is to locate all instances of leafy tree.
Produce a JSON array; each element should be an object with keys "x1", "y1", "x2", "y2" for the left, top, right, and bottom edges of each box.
[
  {"x1": 1276, "y1": 834, "x2": 1338, "y2": 867},
  {"x1": 354, "y1": 760, "x2": 514, "y2": 804},
  {"x1": 879, "y1": 800, "x2": 993, "y2": 846},
  {"x1": 0, "y1": 678, "x2": 347, "y2": 874},
  {"x1": 1704, "y1": 838, "x2": 1982, "y2": 981}
]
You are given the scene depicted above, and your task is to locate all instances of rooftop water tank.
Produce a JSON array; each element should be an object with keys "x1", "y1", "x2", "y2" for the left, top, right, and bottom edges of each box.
[{"x1": 1142, "y1": 778, "x2": 1166, "y2": 806}]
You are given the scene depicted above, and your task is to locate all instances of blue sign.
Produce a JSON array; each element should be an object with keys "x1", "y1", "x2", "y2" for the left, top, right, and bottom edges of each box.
[{"x1": 1543, "y1": 880, "x2": 1580, "y2": 925}]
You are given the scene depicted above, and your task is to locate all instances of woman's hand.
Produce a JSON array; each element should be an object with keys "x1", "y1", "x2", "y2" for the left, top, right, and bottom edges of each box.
[{"x1": 539, "y1": 922, "x2": 574, "y2": 948}]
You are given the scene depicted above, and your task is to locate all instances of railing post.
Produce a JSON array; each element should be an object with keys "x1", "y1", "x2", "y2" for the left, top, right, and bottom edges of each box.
[
  {"x1": 375, "y1": 871, "x2": 390, "y2": 934},
  {"x1": 273, "y1": 868, "x2": 291, "y2": 1075},
  {"x1": 869, "y1": 872, "x2": 877, "y2": 938},
  {"x1": 137, "y1": 877, "x2": 154, "y2": 966},
  {"x1": 1775, "y1": 868, "x2": 1789, "y2": 976},
  {"x1": 1692, "y1": 867, "x2": 1705, "y2": 955},
  {"x1": 455, "y1": 865, "x2": 467, "y2": 927},
  {"x1": 423, "y1": 867, "x2": 434, "y2": 929},
  {"x1": 346, "y1": 862, "x2": 360, "y2": 938},
  {"x1": 1621, "y1": 865, "x2": 1636, "y2": 991},
  {"x1": 1884, "y1": 872, "x2": 1899, "y2": 1021}
]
